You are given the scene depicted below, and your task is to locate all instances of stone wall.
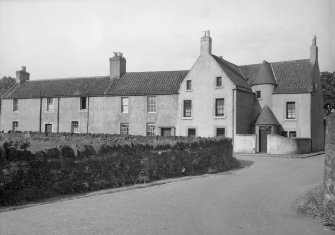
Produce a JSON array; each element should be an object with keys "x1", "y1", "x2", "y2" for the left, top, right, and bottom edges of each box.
[
  {"x1": 0, "y1": 137, "x2": 239, "y2": 206},
  {"x1": 324, "y1": 113, "x2": 335, "y2": 201}
]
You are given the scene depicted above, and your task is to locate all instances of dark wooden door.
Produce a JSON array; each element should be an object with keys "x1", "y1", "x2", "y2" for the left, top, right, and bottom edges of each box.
[
  {"x1": 161, "y1": 128, "x2": 172, "y2": 136},
  {"x1": 259, "y1": 126, "x2": 271, "y2": 152},
  {"x1": 45, "y1": 124, "x2": 52, "y2": 133}
]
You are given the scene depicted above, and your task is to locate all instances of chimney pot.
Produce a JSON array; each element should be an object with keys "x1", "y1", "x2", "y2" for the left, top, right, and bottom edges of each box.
[
  {"x1": 16, "y1": 66, "x2": 30, "y2": 84},
  {"x1": 110, "y1": 52, "x2": 126, "y2": 79},
  {"x1": 200, "y1": 30, "x2": 212, "y2": 55}
]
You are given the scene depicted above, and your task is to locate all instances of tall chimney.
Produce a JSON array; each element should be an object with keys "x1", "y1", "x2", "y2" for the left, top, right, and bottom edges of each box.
[
  {"x1": 16, "y1": 66, "x2": 30, "y2": 84},
  {"x1": 109, "y1": 52, "x2": 126, "y2": 79},
  {"x1": 310, "y1": 35, "x2": 318, "y2": 64},
  {"x1": 200, "y1": 30, "x2": 212, "y2": 55}
]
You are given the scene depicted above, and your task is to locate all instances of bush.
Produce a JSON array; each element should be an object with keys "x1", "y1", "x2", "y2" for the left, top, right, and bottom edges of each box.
[{"x1": 297, "y1": 185, "x2": 335, "y2": 230}]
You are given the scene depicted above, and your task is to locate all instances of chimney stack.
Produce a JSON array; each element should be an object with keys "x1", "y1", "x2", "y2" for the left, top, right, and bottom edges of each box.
[
  {"x1": 200, "y1": 30, "x2": 212, "y2": 55},
  {"x1": 16, "y1": 66, "x2": 30, "y2": 84},
  {"x1": 110, "y1": 52, "x2": 126, "y2": 79},
  {"x1": 310, "y1": 35, "x2": 318, "y2": 64}
]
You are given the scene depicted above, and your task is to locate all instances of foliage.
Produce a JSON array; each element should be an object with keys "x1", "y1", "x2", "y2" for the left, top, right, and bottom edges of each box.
[
  {"x1": 297, "y1": 185, "x2": 335, "y2": 230},
  {"x1": 321, "y1": 71, "x2": 335, "y2": 115},
  {"x1": 0, "y1": 135, "x2": 31, "y2": 149},
  {"x1": 0, "y1": 76, "x2": 15, "y2": 96}
]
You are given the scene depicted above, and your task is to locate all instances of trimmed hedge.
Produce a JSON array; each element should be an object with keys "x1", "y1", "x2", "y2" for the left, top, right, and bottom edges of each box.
[{"x1": 0, "y1": 135, "x2": 239, "y2": 206}]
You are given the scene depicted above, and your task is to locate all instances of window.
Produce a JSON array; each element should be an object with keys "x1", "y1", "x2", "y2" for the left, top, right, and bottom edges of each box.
[
  {"x1": 183, "y1": 100, "x2": 192, "y2": 117},
  {"x1": 216, "y1": 128, "x2": 225, "y2": 137},
  {"x1": 256, "y1": 91, "x2": 261, "y2": 99},
  {"x1": 286, "y1": 102, "x2": 296, "y2": 119},
  {"x1": 281, "y1": 131, "x2": 288, "y2": 137},
  {"x1": 121, "y1": 97, "x2": 129, "y2": 113},
  {"x1": 13, "y1": 99, "x2": 19, "y2": 112},
  {"x1": 71, "y1": 121, "x2": 79, "y2": 133},
  {"x1": 47, "y1": 98, "x2": 54, "y2": 111},
  {"x1": 216, "y1": 77, "x2": 222, "y2": 87},
  {"x1": 147, "y1": 96, "x2": 156, "y2": 113},
  {"x1": 12, "y1": 121, "x2": 19, "y2": 132},
  {"x1": 188, "y1": 128, "x2": 196, "y2": 137},
  {"x1": 215, "y1": 98, "x2": 224, "y2": 116},
  {"x1": 147, "y1": 123, "x2": 156, "y2": 136},
  {"x1": 80, "y1": 97, "x2": 87, "y2": 110},
  {"x1": 289, "y1": 131, "x2": 296, "y2": 138},
  {"x1": 186, "y1": 80, "x2": 192, "y2": 90},
  {"x1": 120, "y1": 123, "x2": 129, "y2": 135}
]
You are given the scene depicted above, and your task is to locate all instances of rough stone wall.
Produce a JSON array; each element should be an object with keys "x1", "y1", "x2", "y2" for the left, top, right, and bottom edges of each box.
[
  {"x1": 324, "y1": 113, "x2": 335, "y2": 201},
  {"x1": 0, "y1": 137, "x2": 238, "y2": 206}
]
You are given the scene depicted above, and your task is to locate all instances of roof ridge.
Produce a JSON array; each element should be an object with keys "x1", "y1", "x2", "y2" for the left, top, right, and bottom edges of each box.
[
  {"x1": 27, "y1": 76, "x2": 109, "y2": 82},
  {"x1": 240, "y1": 58, "x2": 310, "y2": 67},
  {"x1": 125, "y1": 70, "x2": 189, "y2": 74}
]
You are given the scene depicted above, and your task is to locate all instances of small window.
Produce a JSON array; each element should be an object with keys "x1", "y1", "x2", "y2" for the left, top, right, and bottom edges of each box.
[
  {"x1": 121, "y1": 97, "x2": 129, "y2": 113},
  {"x1": 215, "y1": 98, "x2": 224, "y2": 116},
  {"x1": 12, "y1": 121, "x2": 19, "y2": 132},
  {"x1": 120, "y1": 123, "x2": 129, "y2": 135},
  {"x1": 289, "y1": 131, "x2": 296, "y2": 138},
  {"x1": 71, "y1": 121, "x2": 79, "y2": 133},
  {"x1": 80, "y1": 97, "x2": 87, "y2": 110},
  {"x1": 216, "y1": 77, "x2": 222, "y2": 87},
  {"x1": 188, "y1": 128, "x2": 196, "y2": 137},
  {"x1": 13, "y1": 99, "x2": 19, "y2": 112},
  {"x1": 286, "y1": 102, "x2": 296, "y2": 119},
  {"x1": 147, "y1": 96, "x2": 156, "y2": 113},
  {"x1": 183, "y1": 100, "x2": 192, "y2": 117},
  {"x1": 281, "y1": 131, "x2": 288, "y2": 137},
  {"x1": 256, "y1": 91, "x2": 261, "y2": 99},
  {"x1": 47, "y1": 98, "x2": 54, "y2": 111},
  {"x1": 186, "y1": 80, "x2": 192, "y2": 90},
  {"x1": 216, "y1": 128, "x2": 225, "y2": 137},
  {"x1": 146, "y1": 123, "x2": 156, "y2": 136}
]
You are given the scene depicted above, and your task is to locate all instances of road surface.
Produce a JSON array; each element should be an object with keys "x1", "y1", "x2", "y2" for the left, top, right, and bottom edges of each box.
[{"x1": 0, "y1": 155, "x2": 333, "y2": 235}]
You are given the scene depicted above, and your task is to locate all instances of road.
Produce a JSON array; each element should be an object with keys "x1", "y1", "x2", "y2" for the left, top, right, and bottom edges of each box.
[{"x1": 0, "y1": 155, "x2": 333, "y2": 235}]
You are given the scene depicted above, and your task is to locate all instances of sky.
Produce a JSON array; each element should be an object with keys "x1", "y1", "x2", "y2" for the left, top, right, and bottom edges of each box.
[{"x1": 0, "y1": 0, "x2": 334, "y2": 80}]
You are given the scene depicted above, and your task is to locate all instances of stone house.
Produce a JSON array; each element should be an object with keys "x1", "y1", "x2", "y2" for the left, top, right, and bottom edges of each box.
[{"x1": 0, "y1": 32, "x2": 324, "y2": 153}]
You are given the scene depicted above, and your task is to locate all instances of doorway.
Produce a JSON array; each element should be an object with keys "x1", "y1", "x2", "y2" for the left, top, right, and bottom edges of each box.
[
  {"x1": 259, "y1": 126, "x2": 271, "y2": 152},
  {"x1": 161, "y1": 128, "x2": 172, "y2": 136},
  {"x1": 45, "y1": 124, "x2": 52, "y2": 133}
]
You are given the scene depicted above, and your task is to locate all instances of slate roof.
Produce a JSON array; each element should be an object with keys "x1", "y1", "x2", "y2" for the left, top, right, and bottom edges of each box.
[
  {"x1": 3, "y1": 70, "x2": 189, "y2": 99},
  {"x1": 212, "y1": 55, "x2": 251, "y2": 91},
  {"x1": 240, "y1": 59, "x2": 314, "y2": 94},
  {"x1": 249, "y1": 61, "x2": 277, "y2": 86},
  {"x1": 4, "y1": 76, "x2": 111, "y2": 99},
  {"x1": 106, "y1": 70, "x2": 189, "y2": 95},
  {"x1": 255, "y1": 106, "x2": 280, "y2": 126}
]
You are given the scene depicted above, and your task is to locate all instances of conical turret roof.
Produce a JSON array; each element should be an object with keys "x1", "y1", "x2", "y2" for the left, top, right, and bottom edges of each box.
[
  {"x1": 251, "y1": 61, "x2": 277, "y2": 86},
  {"x1": 255, "y1": 106, "x2": 280, "y2": 126}
]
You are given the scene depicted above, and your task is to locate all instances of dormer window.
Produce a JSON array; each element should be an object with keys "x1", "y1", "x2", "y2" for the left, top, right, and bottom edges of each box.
[
  {"x1": 256, "y1": 91, "x2": 261, "y2": 99},
  {"x1": 216, "y1": 77, "x2": 222, "y2": 87}
]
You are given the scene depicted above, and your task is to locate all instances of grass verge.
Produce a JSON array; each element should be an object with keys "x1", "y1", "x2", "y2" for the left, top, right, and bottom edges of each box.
[{"x1": 297, "y1": 185, "x2": 335, "y2": 230}]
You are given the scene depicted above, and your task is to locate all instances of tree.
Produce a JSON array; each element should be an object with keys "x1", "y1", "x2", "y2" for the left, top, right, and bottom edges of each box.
[
  {"x1": 321, "y1": 71, "x2": 335, "y2": 115},
  {"x1": 0, "y1": 76, "x2": 16, "y2": 96}
]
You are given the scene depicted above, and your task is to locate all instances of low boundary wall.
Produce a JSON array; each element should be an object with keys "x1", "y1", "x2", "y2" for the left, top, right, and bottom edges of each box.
[
  {"x1": 267, "y1": 134, "x2": 311, "y2": 154},
  {"x1": 234, "y1": 134, "x2": 256, "y2": 154}
]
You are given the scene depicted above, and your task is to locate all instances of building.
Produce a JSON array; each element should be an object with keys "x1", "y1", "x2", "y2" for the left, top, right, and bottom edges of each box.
[{"x1": 0, "y1": 32, "x2": 324, "y2": 153}]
